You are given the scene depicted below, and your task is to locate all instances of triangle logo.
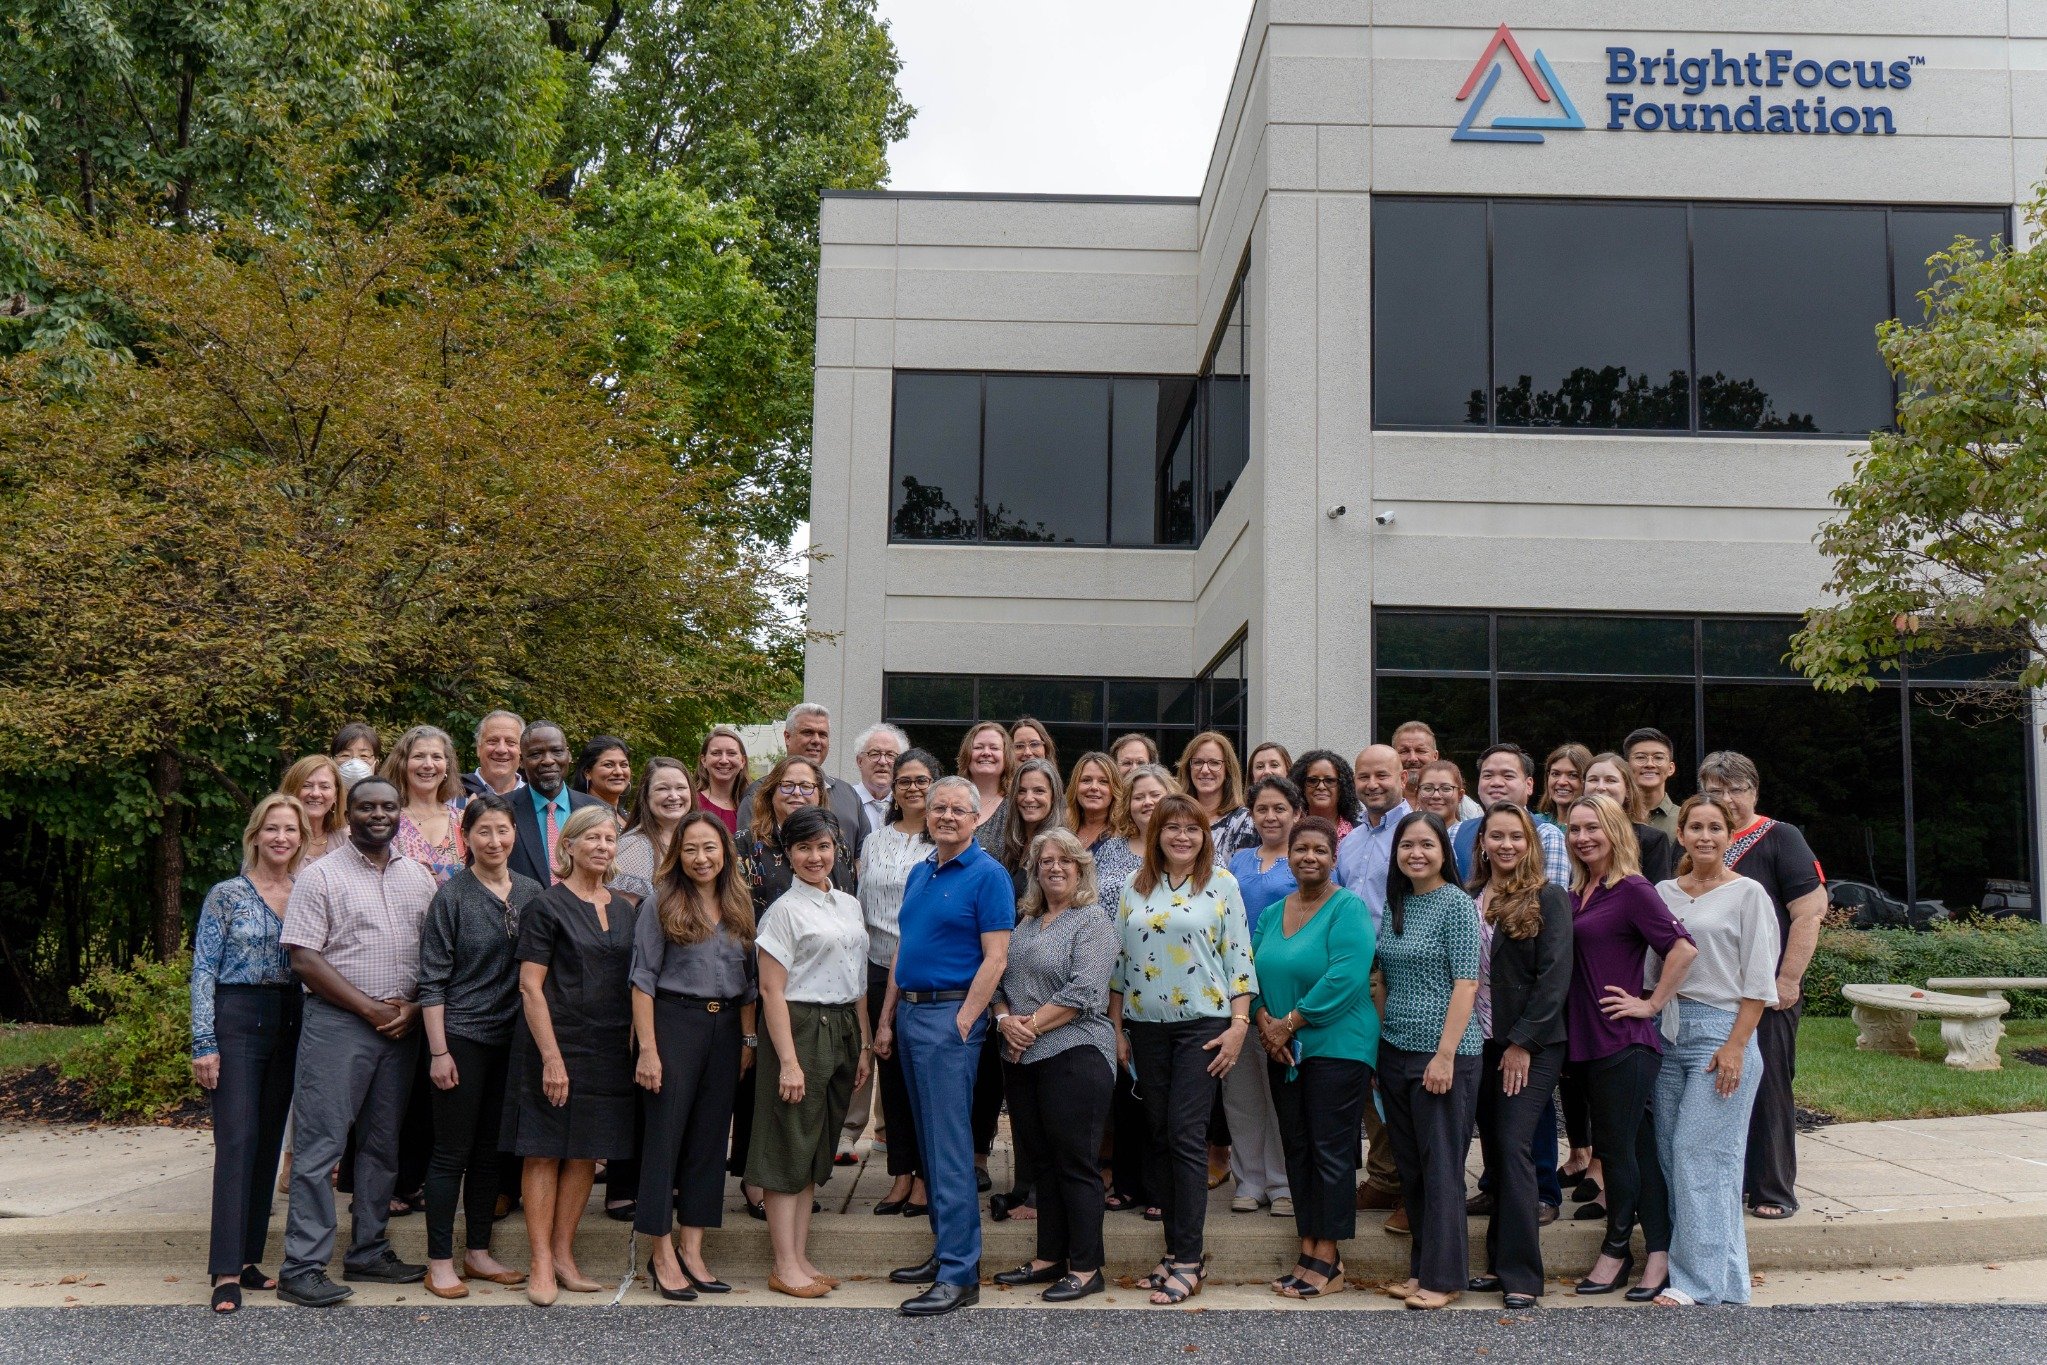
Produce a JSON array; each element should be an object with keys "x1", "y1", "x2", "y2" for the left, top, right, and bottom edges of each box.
[{"x1": 1452, "y1": 23, "x2": 1585, "y2": 144}]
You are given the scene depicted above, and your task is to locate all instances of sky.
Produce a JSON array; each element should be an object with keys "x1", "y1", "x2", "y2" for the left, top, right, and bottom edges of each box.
[{"x1": 873, "y1": 0, "x2": 1256, "y2": 196}]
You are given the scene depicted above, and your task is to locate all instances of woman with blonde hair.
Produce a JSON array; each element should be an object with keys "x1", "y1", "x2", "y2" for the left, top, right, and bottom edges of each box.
[
  {"x1": 190, "y1": 792, "x2": 309, "y2": 1313},
  {"x1": 959, "y1": 722, "x2": 1014, "y2": 849},
  {"x1": 990, "y1": 829, "x2": 1120, "y2": 1302},
  {"x1": 382, "y1": 725, "x2": 466, "y2": 885},
  {"x1": 280, "y1": 755, "x2": 345, "y2": 863},
  {"x1": 1065, "y1": 751, "x2": 1122, "y2": 853},
  {"x1": 1178, "y1": 731, "x2": 1255, "y2": 861},
  {"x1": 632, "y1": 811, "x2": 758, "y2": 1299},
  {"x1": 695, "y1": 726, "x2": 750, "y2": 836},
  {"x1": 1092, "y1": 763, "x2": 1177, "y2": 911},
  {"x1": 505, "y1": 804, "x2": 641, "y2": 1305}
]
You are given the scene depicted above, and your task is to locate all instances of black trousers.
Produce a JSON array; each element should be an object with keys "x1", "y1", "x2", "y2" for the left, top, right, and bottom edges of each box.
[
  {"x1": 972, "y1": 1028, "x2": 1004, "y2": 1158},
  {"x1": 1560, "y1": 1065, "x2": 1593, "y2": 1150},
  {"x1": 1269, "y1": 1056, "x2": 1369, "y2": 1243},
  {"x1": 1005, "y1": 1047, "x2": 1113, "y2": 1271},
  {"x1": 396, "y1": 1044, "x2": 434, "y2": 1197},
  {"x1": 726, "y1": 1046, "x2": 755, "y2": 1181},
  {"x1": 207, "y1": 985, "x2": 301, "y2": 1276},
  {"x1": 1584, "y1": 1044, "x2": 1671, "y2": 1257},
  {"x1": 1379, "y1": 1045, "x2": 1480, "y2": 1294},
  {"x1": 1477, "y1": 1041, "x2": 1563, "y2": 1295},
  {"x1": 1108, "y1": 1063, "x2": 1152, "y2": 1205},
  {"x1": 635, "y1": 997, "x2": 743, "y2": 1234},
  {"x1": 1126, "y1": 1017, "x2": 1227, "y2": 1262},
  {"x1": 867, "y1": 963, "x2": 919, "y2": 1178},
  {"x1": 424, "y1": 1033, "x2": 510, "y2": 1260},
  {"x1": 1745, "y1": 1001, "x2": 1801, "y2": 1212}
]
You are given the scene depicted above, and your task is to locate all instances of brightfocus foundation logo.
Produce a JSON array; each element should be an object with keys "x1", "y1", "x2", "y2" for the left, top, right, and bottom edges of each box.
[{"x1": 1452, "y1": 24, "x2": 1584, "y2": 144}]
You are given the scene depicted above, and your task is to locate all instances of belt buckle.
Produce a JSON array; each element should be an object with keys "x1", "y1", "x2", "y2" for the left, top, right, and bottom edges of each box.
[{"x1": 706, "y1": 1000, "x2": 722, "y2": 1013}]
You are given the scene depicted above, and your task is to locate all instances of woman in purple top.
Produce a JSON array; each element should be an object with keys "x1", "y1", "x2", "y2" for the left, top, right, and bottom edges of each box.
[{"x1": 1563, "y1": 795, "x2": 1697, "y2": 1303}]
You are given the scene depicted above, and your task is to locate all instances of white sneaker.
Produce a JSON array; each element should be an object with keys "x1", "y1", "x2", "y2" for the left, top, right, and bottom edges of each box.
[
  {"x1": 1269, "y1": 1196, "x2": 1294, "y2": 1217},
  {"x1": 1230, "y1": 1195, "x2": 1262, "y2": 1213}
]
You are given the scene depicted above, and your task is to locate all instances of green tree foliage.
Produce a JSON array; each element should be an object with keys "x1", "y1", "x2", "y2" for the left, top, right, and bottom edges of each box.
[{"x1": 1792, "y1": 197, "x2": 2046, "y2": 695}]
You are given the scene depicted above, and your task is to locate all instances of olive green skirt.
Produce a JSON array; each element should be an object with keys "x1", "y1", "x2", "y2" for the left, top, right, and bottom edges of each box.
[{"x1": 743, "y1": 1000, "x2": 861, "y2": 1194}]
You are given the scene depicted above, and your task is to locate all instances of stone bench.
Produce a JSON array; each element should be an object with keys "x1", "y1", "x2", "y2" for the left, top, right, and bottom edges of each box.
[
  {"x1": 1840, "y1": 983, "x2": 2010, "y2": 1071},
  {"x1": 1925, "y1": 976, "x2": 2047, "y2": 1003}
]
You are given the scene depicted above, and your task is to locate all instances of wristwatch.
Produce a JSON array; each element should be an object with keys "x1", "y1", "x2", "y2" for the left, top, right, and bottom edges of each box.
[{"x1": 742, "y1": 1034, "x2": 758, "y2": 1048}]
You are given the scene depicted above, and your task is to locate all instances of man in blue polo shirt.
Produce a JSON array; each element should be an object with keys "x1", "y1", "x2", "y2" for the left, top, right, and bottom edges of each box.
[{"x1": 874, "y1": 775, "x2": 1013, "y2": 1317}]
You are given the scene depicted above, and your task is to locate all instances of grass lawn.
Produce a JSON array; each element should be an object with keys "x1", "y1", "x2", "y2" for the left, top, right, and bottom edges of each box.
[
  {"x1": 1795, "y1": 1015, "x2": 2047, "y2": 1122},
  {"x1": 0, "y1": 1023, "x2": 100, "y2": 1075}
]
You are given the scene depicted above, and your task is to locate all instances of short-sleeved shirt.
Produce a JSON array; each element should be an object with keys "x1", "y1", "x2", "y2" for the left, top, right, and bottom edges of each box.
[
  {"x1": 1227, "y1": 846, "x2": 1297, "y2": 937},
  {"x1": 279, "y1": 840, "x2": 437, "y2": 1000},
  {"x1": 1655, "y1": 877, "x2": 1781, "y2": 1027},
  {"x1": 1376, "y1": 884, "x2": 1484, "y2": 1056},
  {"x1": 894, "y1": 839, "x2": 1016, "y2": 992},
  {"x1": 1567, "y1": 874, "x2": 1696, "y2": 1063},
  {"x1": 755, "y1": 880, "x2": 868, "y2": 1005},
  {"x1": 1112, "y1": 869, "x2": 1257, "y2": 1023},
  {"x1": 629, "y1": 901, "x2": 755, "y2": 1004},
  {"x1": 1724, "y1": 816, "x2": 1825, "y2": 972}
]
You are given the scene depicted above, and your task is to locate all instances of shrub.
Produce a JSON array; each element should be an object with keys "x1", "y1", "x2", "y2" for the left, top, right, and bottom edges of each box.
[
  {"x1": 1806, "y1": 920, "x2": 2047, "y2": 1019},
  {"x1": 62, "y1": 953, "x2": 202, "y2": 1120}
]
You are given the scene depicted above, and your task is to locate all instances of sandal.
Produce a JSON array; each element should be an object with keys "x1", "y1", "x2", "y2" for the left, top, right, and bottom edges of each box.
[
  {"x1": 1103, "y1": 1191, "x2": 1138, "y2": 1212},
  {"x1": 1150, "y1": 1259, "x2": 1204, "y2": 1305},
  {"x1": 236, "y1": 1266, "x2": 276, "y2": 1291},
  {"x1": 211, "y1": 1282, "x2": 242, "y2": 1314},
  {"x1": 1138, "y1": 1259, "x2": 1173, "y2": 1291},
  {"x1": 1748, "y1": 1202, "x2": 1796, "y2": 1220},
  {"x1": 1280, "y1": 1255, "x2": 1345, "y2": 1299}
]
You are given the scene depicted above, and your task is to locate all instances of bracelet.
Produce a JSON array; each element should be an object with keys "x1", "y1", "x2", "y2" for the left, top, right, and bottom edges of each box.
[
  {"x1": 430, "y1": 1050, "x2": 449, "y2": 1058},
  {"x1": 742, "y1": 1034, "x2": 759, "y2": 1048}
]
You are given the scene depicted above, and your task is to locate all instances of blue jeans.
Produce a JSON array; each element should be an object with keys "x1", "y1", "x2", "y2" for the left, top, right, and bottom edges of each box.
[
  {"x1": 1655, "y1": 1000, "x2": 1764, "y2": 1304},
  {"x1": 897, "y1": 1000, "x2": 988, "y2": 1287}
]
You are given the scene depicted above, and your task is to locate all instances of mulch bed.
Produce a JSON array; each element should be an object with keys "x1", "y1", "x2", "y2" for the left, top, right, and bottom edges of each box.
[
  {"x1": 2019, "y1": 1047, "x2": 2047, "y2": 1070},
  {"x1": 0, "y1": 1064, "x2": 210, "y2": 1128},
  {"x1": 1794, "y1": 1106, "x2": 1837, "y2": 1132}
]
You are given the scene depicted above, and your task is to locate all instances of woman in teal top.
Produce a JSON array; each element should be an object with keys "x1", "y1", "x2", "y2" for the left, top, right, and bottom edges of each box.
[
  {"x1": 1374, "y1": 810, "x2": 1483, "y2": 1311},
  {"x1": 1110, "y1": 793, "x2": 1256, "y2": 1306},
  {"x1": 1250, "y1": 817, "x2": 1376, "y2": 1299}
]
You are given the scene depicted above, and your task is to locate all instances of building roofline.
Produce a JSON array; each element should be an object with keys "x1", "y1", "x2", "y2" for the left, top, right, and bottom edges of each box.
[{"x1": 822, "y1": 188, "x2": 1200, "y2": 205}]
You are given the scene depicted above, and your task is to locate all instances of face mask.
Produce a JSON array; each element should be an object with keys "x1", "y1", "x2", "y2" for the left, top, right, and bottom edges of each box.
[{"x1": 338, "y1": 757, "x2": 375, "y2": 788}]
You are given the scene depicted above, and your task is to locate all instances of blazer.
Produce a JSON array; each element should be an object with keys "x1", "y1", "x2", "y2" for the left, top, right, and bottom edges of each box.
[
  {"x1": 1486, "y1": 882, "x2": 1573, "y2": 1054},
  {"x1": 1635, "y1": 822, "x2": 1676, "y2": 885},
  {"x1": 506, "y1": 786, "x2": 602, "y2": 886},
  {"x1": 736, "y1": 772, "x2": 873, "y2": 857}
]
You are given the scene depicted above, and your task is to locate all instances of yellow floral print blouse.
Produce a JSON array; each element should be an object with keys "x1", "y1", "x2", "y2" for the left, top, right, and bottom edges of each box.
[{"x1": 1112, "y1": 868, "x2": 1257, "y2": 1022}]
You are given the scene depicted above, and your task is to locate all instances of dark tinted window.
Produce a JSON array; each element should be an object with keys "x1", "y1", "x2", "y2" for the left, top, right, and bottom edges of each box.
[
  {"x1": 1910, "y1": 692, "x2": 2032, "y2": 906},
  {"x1": 886, "y1": 673, "x2": 1240, "y2": 769},
  {"x1": 887, "y1": 674, "x2": 974, "y2": 719},
  {"x1": 1702, "y1": 619, "x2": 1798, "y2": 679},
  {"x1": 1491, "y1": 201, "x2": 1690, "y2": 429},
  {"x1": 891, "y1": 374, "x2": 981, "y2": 540},
  {"x1": 1694, "y1": 206, "x2": 1891, "y2": 434},
  {"x1": 1204, "y1": 376, "x2": 1248, "y2": 522},
  {"x1": 1496, "y1": 615, "x2": 1693, "y2": 676},
  {"x1": 978, "y1": 677, "x2": 1101, "y2": 725},
  {"x1": 1373, "y1": 199, "x2": 1488, "y2": 426},
  {"x1": 1498, "y1": 680, "x2": 1696, "y2": 788},
  {"x1": 1157, "y1": 380, "x2": 1197, "y2": 547},
  {"x1": 1111, "y1": 379, "x2": 1163, "y2": 546},
  {"x1": 1890, "y1": 210, "x2": 2006, "y2": 324},
  {"x1": 1373, "y1": 677, "x2": 1490, "y2": 771},
  {"x1": 1376, "y1": 611, "x2": 1489, "y2": 674},
  {"x1": 980, "y1": 376, "x2": 1108, "y2": 543}
]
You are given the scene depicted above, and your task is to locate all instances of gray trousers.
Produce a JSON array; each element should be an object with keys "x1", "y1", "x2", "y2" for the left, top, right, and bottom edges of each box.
[{"x1": 283, "y1": 996, "x2": 419, "y2": 1277}]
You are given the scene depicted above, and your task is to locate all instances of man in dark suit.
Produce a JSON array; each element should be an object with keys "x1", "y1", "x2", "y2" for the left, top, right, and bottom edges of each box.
[
  {"x1": 735, "y1": 703, "x2": 872, "y2": 854},
  {"x1": 506, "y1": 721, "x2": 600, "y2": 885}
]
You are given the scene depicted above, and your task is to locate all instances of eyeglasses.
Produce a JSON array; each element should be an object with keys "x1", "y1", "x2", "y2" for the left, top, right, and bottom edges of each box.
[
  {"x1": 894, "y1": 776, "x2": 932, "y2": 791},
  {"x1": 1701, "y1": 784, "x2": 1754, "y2": 798},
  {"x1": 858, "y1": 749, "x2": 899, "y2": 763},
  {"x1": 929, "y1": 803, "x2": 974, "y2": 818},
  {"x1": 1303, "y1": 775, "x2": 1339, "y2": 788},
  {"x1": 1417, "y1": 784, "x2": 1461, "y2": 797},
  {"x1": 1188, "y1": 758, "x2": 1224, "y2": 772},
  {"x1": 777, "y1": 782, "x2": 819, "y2": 796}
]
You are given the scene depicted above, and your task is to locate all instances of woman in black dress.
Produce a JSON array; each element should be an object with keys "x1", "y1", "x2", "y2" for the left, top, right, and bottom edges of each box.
[{"x1": 505, "y1": 804, "x2": 640, "y2": 1306}]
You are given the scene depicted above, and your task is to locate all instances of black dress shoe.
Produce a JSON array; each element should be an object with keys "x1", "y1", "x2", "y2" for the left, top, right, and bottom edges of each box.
[
  {"x1": 900, "y1": 1281, "x2": 978, "y2": 1316},
  {"x1": 993, "y1": 1262, "x2": 1063, "y2": 1287},
  {"x1": 680, "y1": 1264, "x2": 731, "y2": 1294},
  {"x1": 1504, "y1": 1292, "x2": 1539, "y2": 1310},
  {"x1": 974, "y1": 1168, "x2": 992, "y2": 1193},
  {"x1": 276, "y1": 1270, "x2": 353, "y2": 1307},
  {"x1": 874, "y1": 1197, "x2": 908, "y2": 1216},
  {"x1": 1626, "y1": 1279, "x2": 1669, "y2": 1303},
  {"x1": 889, "y1": 1255, "x2": 941, "y2": 1285},
  {"x1": 1466, "y1": 1274, "x2": 1503, "y2": 1293},
  {"x1": 1465, "y1": 1193, "x2": 1496, "y2": 1216},
  {"x1": 343, "y1": 1254, "x2": 426, "y2": 1284},
  {"x1": 647, "y1": 1254, "x2": 697, "y2": 1302},
  {"x1": 1043, "y1": 1270, "x2": 1105, "y2": 1303},
  {"x1": 1539, "y1": 1203, "x2": 1560, "y2": 1226},
  {"x1": 901, "y1": 1201, "x2": 928, "y2": 1218},
  {"x1": 1575, "y1": 1251, "x2": 1634, "y2": 1296}
]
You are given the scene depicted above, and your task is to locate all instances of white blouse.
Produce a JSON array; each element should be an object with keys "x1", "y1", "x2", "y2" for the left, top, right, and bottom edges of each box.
[
  {"x1": 756, "y1": 879, "x2": 869, "y2": 1005},
  {"x1": 1653, "y1": 876, "x2": 1782, "y2": 1031},
  {"x1": 858, "y1": 824, "x2": 931, "y2": 968}
]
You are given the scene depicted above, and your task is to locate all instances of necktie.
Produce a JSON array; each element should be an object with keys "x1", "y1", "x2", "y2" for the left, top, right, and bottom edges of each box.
[{"x1": 545, "y1": 802, "x2": 561, "y2": 885}]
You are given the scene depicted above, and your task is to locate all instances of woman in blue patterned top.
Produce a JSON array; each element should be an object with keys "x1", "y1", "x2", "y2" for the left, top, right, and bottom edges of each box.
[
  {"x1": 1374, "y1": 810, "x2": 1483, "y2": 1311},
  {"x1": 1110, "y1": 793, "x2": 1257, "y2": 1305},
  {"x1": 188, "y1": 792, "x2": 308, "y2": 1313}
]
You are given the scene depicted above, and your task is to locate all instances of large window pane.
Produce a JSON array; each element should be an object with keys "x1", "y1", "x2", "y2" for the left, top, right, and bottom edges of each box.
[
  {"x1": 1110, "y1": 379, "x2": 1162, "y2": 546},
  {"x1": 1891, "y1": 210, "x2": 2006, "y2": 325},
  {"x1": 1492, "y1": 201, "x2": 1690, "y2": 429},
  {"x1": 1496, "y1": 615, "x2": 1693, "y2": 676},
  {"x1": 886, "y1": 674, "x2": 973, "y2": 720},
  {"x1": 1374, "y1": 677, "x2": 1491, "y2": 776},
  {"x1": 1376, "y1": 611, "x2": 1489, "y2": 674},
  {"x1": 1374, "y1": 199, "x2": 1489, "y2": 427},
  {"x1": 1204, "y1": 375, "x2": 1249, "y2": 523},
  {"x1": 978, "y1": 677, "x2": 1102, "y2": 726},
  {"x1": 1704, "y1": 683, "x2": 1905, "y2": 900},
  {"x1": 1156, "y1": 379, "x2": 1197, "y2": 547},
  {"x1": 890, "y1": 374, "x2": 981, "y2": 540},
  {"x1": 1702, "y1": 618, "x2": 1800, "y2": 680},
  {"x1": 1107, "y1": 680, "x2": 1198, "y2": 727},
  {"x1": 1498, "y1": 680, "x2": 1697, "y2": 790},
  {"x1": 981, "y1": 376, "x2": 1109, "y2": 543},
  {"x1": 1910, "y1": 692, "x2": 2033, "y2": 909},
  {"x1": 1694, "y1": 206, "x2": 1891, "y2": 435}
]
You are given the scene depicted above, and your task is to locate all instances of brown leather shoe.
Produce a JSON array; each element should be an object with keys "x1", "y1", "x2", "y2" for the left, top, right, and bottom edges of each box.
[
  {"x1": 769, "y1": 1273, "x2": 832, "y2": 1299},
  {"x1": 1355, "y1": 1184, "x2": 1401, "y2": 1211},
  {"x1": 424, "y1": 1278, "x2": 469, "y2": 1300},
  {"x1": 1538, "y1": 1203, "x2": 1560, "y2": 1227},
  {"x1": 1383, "y1": 1206, "x2": 1411, "y2": 1235}
]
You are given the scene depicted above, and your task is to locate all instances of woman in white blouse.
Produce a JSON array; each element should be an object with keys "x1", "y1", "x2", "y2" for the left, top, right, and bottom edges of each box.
[
  {"x1": 1650, "y1": 794, "x2": 1780, "y2": 1308},
  {"x1": 744, "y1": 804, "x2": 872, "y2": 1299},
  {"x1": 857, "y1": 749, "x2": 938, "y2": 1216}
]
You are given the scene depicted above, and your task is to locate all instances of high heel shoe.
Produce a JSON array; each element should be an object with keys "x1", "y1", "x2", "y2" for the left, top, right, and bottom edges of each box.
[
  {"x1": 1575, "y1": 1251, "x2": 1634, "y2": 1296},
  {"x1": 680, "y1": 1262, "x2": 731, "y2": 1294},
  {"x1": 1626, "y1": 1277, "x2": 1670, "y2": 1303},
  {"x1": 874, "y1": 1197, "x2": 908, "y2": 1216},
  {"x1": 647, "y1": 1254, "x2": 697, "y2": 1302}
]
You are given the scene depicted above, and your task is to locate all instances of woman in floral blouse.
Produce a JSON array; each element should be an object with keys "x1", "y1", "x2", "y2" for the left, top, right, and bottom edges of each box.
[
  {"x1": 382, "y1": 724, "x2": 466, "y2": 884},
  {"x1": 1110, "y1": 793, "x2": 1257, "y2": 1305}
]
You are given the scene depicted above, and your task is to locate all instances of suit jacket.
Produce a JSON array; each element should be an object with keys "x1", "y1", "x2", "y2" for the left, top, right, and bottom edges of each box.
[
  {"x1": 1635, "y1": 822, "x2": 1676, "y2": 885},
  {"x1": 506, "y1": 786, "x2": 602, "y2": 886},
  {"x1": 1487, "y1": 882, "x2": 1574, "y2": 1054},
  {"x1": 735, "y1": 772, "x2": 872, "y2": 856}
]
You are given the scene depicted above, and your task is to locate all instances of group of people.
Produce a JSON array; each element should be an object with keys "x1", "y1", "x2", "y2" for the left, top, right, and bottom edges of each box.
[{"x1": 188, "y1": 704, "x2": 1825, "y2": 1317}]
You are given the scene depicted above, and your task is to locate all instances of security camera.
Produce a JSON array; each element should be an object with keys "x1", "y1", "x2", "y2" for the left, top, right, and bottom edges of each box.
[
  {"x1": 1373, "y1": 510, "x2": 1396, "y2": 526},
  {"x1": 1326, "y1": 504, "x2": 1347, "y2": 520}
]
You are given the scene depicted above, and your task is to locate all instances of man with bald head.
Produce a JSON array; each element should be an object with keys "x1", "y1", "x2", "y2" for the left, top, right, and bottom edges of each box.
[{"x1": 1334, "y1": 742, "x2": 1413, "y2": 1229}]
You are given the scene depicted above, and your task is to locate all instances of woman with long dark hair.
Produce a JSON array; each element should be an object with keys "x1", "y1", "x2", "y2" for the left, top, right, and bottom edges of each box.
[
  {"x1": 1288, "y1": 750, "x2": 1360, "y2": 840},
  {"x1": 570, "y1": 736, "x2": 633, "y2": 817},
  {"x1": 614, "y1": 758, "x2": 695, "y2": 900}
]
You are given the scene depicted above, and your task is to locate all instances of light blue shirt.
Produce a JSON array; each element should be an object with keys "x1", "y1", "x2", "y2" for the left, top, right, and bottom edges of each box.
[
  {"x1": 1335, "y1": 800, "x2": 1410, "y2": 934},
  {"x1": 529, "y1": 785, "x2": 573, "y2": 866}
]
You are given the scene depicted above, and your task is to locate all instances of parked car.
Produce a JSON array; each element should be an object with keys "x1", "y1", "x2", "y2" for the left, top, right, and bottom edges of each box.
[
  {"x1": 1828, "y1": 880, "x2": 1949, "y2": 931},
  {"x1": 1977, "y1": 879, "x2": 2039, "y2": 921}
]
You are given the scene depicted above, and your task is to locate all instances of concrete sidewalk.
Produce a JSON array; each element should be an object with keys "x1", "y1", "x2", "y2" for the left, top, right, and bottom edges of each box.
[{"x1": 2, "y1": 1112, "x2": 2043, "y2": 1290}]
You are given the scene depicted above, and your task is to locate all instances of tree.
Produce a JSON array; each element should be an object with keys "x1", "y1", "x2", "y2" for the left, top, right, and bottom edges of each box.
[
  {"x1": 1791, "y1": 195, "x2": 2046, "y2": 706},
  {"x1": 0, "y1": 191, "x2": 799, "y2": 957}
]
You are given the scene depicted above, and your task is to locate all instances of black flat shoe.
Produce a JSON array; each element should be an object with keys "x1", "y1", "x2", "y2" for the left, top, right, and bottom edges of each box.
[
  {"x1": 1575, "y1": 1252, "x2": 1634, "y2": 1296},
  {"x1": 1574, "y1": 1201, "x2": 1607, "y2": 1221},
  {"x1": 890, "y1": 1255, "x2": 941, "y2": 1285},
  {"x1": 1467, "y1": 1275, "x2": 1503, "y2": 1293},
  {"x1": 901, "y1": 1201, "x2": 928, "y2": 1218},
  {"x1": 211, "y1": 1283, "x2": 242, "y2": 1313},
  {"x1": 1571, "y1": 1177, "x2": 1602, "y2": 1203},
  {"x1": 874, "y1": 1197, "x2": 908, "y2": 1216},
  {"x1": 647, "y1": 1254, "x2": 697, "y2": 1302},
  {"x1": 993, "y1": 1262, "x2": 1063, "y2": 1287},
  {"x1": 1043, "y1": 1270, "x2": 1104, "y2": 1303},
  {"x1": 901, "y1": 1281, "x2": 978, "y2": 1317},
  {"x1": 606, "y1": 1200, "x2": 637, "y2": 1222},
  {"x1": 1504, "y1": 1292, "x2": 1539, "y2": 1310},
  {"x1": 745, "y1": 1197, "x2": 767, "y2": 1221},
  {"x1": 975, "y1": 1168, "x2": 992, "y2": 1193},
  {"x1": 1626, "y1": 1279, "x2": 1669, "y2": 1303},
  {"x1": 680, "y1": 1263, "x2": 731, "y2": 1294}
]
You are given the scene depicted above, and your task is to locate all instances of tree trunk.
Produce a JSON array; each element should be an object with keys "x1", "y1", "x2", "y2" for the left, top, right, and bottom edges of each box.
[{"x1": 149, "y1": 748, "x2": 186, "y2": 959}]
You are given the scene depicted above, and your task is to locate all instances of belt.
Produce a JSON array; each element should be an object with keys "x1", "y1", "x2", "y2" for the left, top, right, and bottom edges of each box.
[
  {"x1": 900, "y1": 990, "x2": 970, "y2": 1004},
  {"x1": 655, "y1": 991, "x2": 745, "y2": 1013}
]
